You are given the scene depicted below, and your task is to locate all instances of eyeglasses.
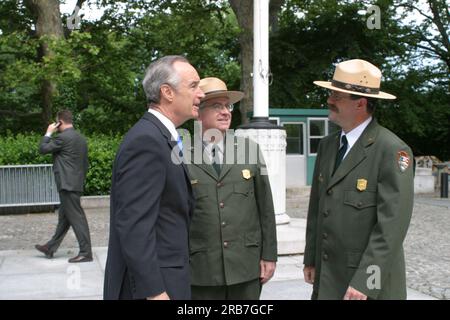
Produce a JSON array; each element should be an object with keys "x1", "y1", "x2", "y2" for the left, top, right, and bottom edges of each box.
[
  {"x1": 201, "y1": 103, "x2": 234, "y2": 112},
  {"x1": 329, "y1": 91, "x2": 361, "y2": 102},
  {"x1": 328, "y1": 91, "x2": 352, "y2": 102}
]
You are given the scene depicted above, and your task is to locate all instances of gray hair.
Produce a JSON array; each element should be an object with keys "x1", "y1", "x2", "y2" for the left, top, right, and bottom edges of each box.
[{"x1": 142, "y1": 55, "x2": 190, "y2": 106}]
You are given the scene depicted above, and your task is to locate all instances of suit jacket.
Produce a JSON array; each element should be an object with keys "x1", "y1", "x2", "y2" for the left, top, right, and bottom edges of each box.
[
  {"x1": 39, "y1": 128, "x2": 88, "y2": 192},
  {"x1": 103, "y1": 112, "x2": 194, "y2": 300},
  {"x1": 304, "y1": 119, "x2": 414, "y2": 300},
  {"x1": 187, "y1": 136, "x2": 277, "y2": 286}
]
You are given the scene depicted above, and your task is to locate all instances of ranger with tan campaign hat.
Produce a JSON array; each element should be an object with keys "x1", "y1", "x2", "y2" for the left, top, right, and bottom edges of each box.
[
  {"x1": 188, "y1": 76, "x2": 277, "y2": 300},
  {"x1": 304, "y1": 59, "x2": 414, "y2": 300},
  {"x1": 199, "y1": 77, "x2": 244, "y2": 104},
  {"x1": 314, "y1": 59, "x2": 396, "y2": 99}
]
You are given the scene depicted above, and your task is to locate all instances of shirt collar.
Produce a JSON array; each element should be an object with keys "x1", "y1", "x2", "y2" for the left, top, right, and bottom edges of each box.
[
  {"x1": 148, "y1": 109, "x2": 179, "y2": 141},
  {"x1": 340, "y1": 116, "x2": 372, "y2": 149}
]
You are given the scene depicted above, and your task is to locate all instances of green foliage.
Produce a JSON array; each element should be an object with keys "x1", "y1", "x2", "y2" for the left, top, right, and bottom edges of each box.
[
  {"x1": 0, "y1": 0, "x2": 448, "y2": 161},
  {"x1": 270, "y1": 0, "x2": 406, "y2": 109},
  {"x1": 0, "y1": 133, "x2": 123, "y2": 195},
  {"x1": 84, "y1": 134, "x2": 122, "y2": 195},
  {"x1": 0, "y1": 133, "x2": 49, "y2": 164}
]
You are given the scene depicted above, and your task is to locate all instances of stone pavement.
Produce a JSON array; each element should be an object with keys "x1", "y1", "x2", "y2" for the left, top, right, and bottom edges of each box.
[
  {"x1": 0, "y1": 193, "x2": 448, "y2": 300},
  {"x1": 0, "y1": 246, "x2": 435, "y2": 300}
]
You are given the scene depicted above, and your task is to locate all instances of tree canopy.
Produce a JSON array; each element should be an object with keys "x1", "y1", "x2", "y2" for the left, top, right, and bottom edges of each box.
[{"x1": 0, "y1": 0, "x2": 448, "y2": 159}]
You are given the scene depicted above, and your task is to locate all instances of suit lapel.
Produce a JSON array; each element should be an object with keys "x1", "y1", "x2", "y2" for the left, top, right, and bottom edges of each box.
[
  {"x1": 144, "y1": 112, "x2": 192, "y2": 186},
  {"x1": 190, "y1": 136, "x2": 235, "y2": 181},
  {"x1": 218, "y1": 164, "x2": 233, "y2": 180},
  {"x1": 326, "y1": 119, "x2": 379, "y2": 190},
  {"x1": 326, "y1": 133, "x2": 341, "y2": 179},
  {"x1": 327, "y1": 139, "x2": 367, "y2": 190},
  {"x1": 217, "y1": 136, "x2": 235, "y2": 180}
]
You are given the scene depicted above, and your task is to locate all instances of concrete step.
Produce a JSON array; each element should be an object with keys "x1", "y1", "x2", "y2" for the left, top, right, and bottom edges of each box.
[
  {"x1": 286, "y1": 187, "x2": 311, "y2": 197},
  {"x1": 276, "y1": 218, "x2": 306, "y2": 255}
]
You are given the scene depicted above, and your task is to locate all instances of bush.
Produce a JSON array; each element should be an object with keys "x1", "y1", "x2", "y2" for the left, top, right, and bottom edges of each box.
[
  {"x1": 84, "y1": 135, "x2": 122, "y2": 195},
  {"x1": 0, "y1": 132, "x2": 122, "y2": 195}
]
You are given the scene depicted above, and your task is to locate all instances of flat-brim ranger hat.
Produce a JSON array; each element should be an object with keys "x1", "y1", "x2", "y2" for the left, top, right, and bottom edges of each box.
[
  {"x1": 314, "y1": 59, "x2": 396, "y2": 99},
  {"x1": 199, "y1": 77, "x2": 244, "y2": 104}
]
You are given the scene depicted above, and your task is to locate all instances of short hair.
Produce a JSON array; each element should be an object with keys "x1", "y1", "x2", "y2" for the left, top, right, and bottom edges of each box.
[
  {"x1": 142, "y1": 55, "x2": 190, "y2": 106},
  {"x1": 57, "y1": 110, "x2": 73, "y2": 124},
  {"x1": 350, "y1": 94, "x2": 377, "y2": 114}
]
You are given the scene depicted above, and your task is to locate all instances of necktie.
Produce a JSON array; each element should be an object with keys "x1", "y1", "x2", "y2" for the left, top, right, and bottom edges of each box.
[
  {"x1": 333, "y1": 135, "x2": 348, "y2": 174},
  {"x1": 212, "y1": 145, "x2": 221, "y2": 175}
]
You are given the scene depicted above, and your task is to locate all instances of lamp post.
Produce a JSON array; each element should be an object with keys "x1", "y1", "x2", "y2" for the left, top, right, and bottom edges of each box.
[{"x1": 235, "y1": 0, "x2": 305, "y2": 254}]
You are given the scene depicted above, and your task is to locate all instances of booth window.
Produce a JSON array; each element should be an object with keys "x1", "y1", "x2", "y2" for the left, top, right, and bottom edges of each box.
[
  {"x1": 283, "y1": 123, "x2": 304, "y2": 155},
  {"x1": 308, "y1": 119, "x2": 328, "y2": 155}
]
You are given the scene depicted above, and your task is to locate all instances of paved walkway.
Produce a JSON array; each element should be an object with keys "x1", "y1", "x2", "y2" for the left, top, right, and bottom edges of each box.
[
  {"x1": 0, "y1": 247, "x2": 435, "y2": 300},
  {"x1": 0, "y1": 193, "x2": 448, "y2": 300}
]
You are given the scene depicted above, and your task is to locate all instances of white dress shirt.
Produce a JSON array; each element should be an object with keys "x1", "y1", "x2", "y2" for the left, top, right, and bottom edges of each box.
[
  {"x1": 340, "y1": 116, "x2": 372, "y2": 159},
  {"x1": 148, "y1": 108, "x2": 179, "y2": 141}
]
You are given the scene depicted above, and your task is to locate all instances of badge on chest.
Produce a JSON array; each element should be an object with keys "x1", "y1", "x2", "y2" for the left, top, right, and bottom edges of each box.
[
  {"x1": 242, "y1": 169, "x2": 251, "y2": 180},
  {"x1": 356, "y1": 178, "x2": 368, "y2": 191}
]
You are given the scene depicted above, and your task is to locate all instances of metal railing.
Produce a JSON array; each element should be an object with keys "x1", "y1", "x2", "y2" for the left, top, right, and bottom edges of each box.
[{"x1": 0, "y1": 164, "x2": 60, "y2": 214}]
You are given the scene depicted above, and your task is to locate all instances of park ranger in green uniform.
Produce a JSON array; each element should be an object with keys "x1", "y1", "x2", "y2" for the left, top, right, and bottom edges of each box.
[
  {"x1": 303, "y1": 59, "x2": 414, "y2": 300},
  {"x1": 187, "y1": 77, "x2": 277, "y2": 300}
]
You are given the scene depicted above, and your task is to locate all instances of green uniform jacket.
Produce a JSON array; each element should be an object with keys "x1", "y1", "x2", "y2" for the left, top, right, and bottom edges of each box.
[
  {"x1": 304, "y1": 119, "x2": 414, "y2": 300},
  {"x1": 188, "y1": 136, "x2": 278, "y2": 286}
]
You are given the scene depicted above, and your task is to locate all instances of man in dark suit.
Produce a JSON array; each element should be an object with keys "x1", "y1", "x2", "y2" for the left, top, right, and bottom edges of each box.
[
  {"x1": 103, "y1": 55, "x2": 205, "y2": 300},
  {"x1": 36, "y1": 109, "x2": 92, "y2": 263},
  {"x1": 303, "y1": 59, "x2": 414, "y2": 300},
  {"x1": 187, "y1": 77, "x2": 277, "y2": 300}
]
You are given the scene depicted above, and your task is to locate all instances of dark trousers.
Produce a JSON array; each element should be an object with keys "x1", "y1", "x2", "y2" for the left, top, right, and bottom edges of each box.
[
  {"x1": 191, "y1": 278, "x2": 262, "y2": 300},
  {"x1": 46, "y1": 190, "x2": 92, "y2": 256}
]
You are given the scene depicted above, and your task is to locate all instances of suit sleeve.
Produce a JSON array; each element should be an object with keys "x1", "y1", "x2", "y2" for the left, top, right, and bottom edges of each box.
[
  {"x1": 39, "y1": 135, "x2": 63, "y2": 155},
  {"x1": 113, "y1": 134, "x2": 167, "y2": 299},
  {"x1": 349, "y1": 144, "x2": 414, "y2": 299},
  {"x1": 255, "y1": 144, "x2": 277, "y2": 262},
  {"x1": 303, "y1": 140, "x2": 323, "y2": 266}
]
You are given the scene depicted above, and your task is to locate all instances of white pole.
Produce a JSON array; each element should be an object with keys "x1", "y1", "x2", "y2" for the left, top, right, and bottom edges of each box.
[
  {"x1": 237, "y1": 0, "x2": 302, "y2": 254},
  {"x1": 253, "y1": 0, "x2": 269, "y2": 118}
]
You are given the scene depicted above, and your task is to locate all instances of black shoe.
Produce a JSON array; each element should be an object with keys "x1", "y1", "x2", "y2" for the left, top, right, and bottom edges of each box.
[
  {"x1": 35, "y1": 244, "x2": 53, "y2": 259},
  {"x1": 68, "y1": 255, "x2": 93, "y2": 263}
]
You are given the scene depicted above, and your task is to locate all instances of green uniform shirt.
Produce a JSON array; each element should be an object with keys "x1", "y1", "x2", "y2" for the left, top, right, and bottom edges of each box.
[
  {"x1": 188, "y1": 136, "x2": 277, "y2": 286},
  {"x1": 304, "y1": 119, "x2": 414, "y2": 299}
]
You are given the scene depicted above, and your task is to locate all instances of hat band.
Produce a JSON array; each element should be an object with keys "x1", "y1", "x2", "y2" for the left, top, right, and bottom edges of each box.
[
  {"x1": 204, "y1": 89, "x2": 228, "y2": 96},
  {"x1": 331, "y1": 80, "x2": 379, "y2": 94}
]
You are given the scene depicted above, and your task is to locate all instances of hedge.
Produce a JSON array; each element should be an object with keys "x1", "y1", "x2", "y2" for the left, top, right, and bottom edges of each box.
[{"x1": 0, "y1": 133, "x2": 122, "y2": 195}]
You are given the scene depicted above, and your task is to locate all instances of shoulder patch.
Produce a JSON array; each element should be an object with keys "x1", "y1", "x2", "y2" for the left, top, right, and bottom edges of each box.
[{"x1": 397, "y1": 151, "x2": 410, "y2": 172}]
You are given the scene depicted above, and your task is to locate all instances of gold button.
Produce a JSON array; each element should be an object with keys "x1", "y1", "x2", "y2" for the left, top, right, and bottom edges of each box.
[
  {"x1": 223, "y1": 241, "x2": 228, "y2": 248},
  {"x1": 221, "y1": 221, "x2": 226, "y2": 227},
  {"x1": 219, "y1": 202, "x2": 224, "y2": 208}
]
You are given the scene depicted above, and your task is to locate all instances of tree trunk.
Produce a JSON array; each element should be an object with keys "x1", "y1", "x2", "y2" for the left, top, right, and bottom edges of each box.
[
  {"x1": 24, "y1": 0, "x2": 64, "y2": 126},
  {"x1": 230, "y1": 0, "x2": 284, "y2": 124},
  {"x1": 229, "y1": 0, "x2": 253, "y2": 124}
]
